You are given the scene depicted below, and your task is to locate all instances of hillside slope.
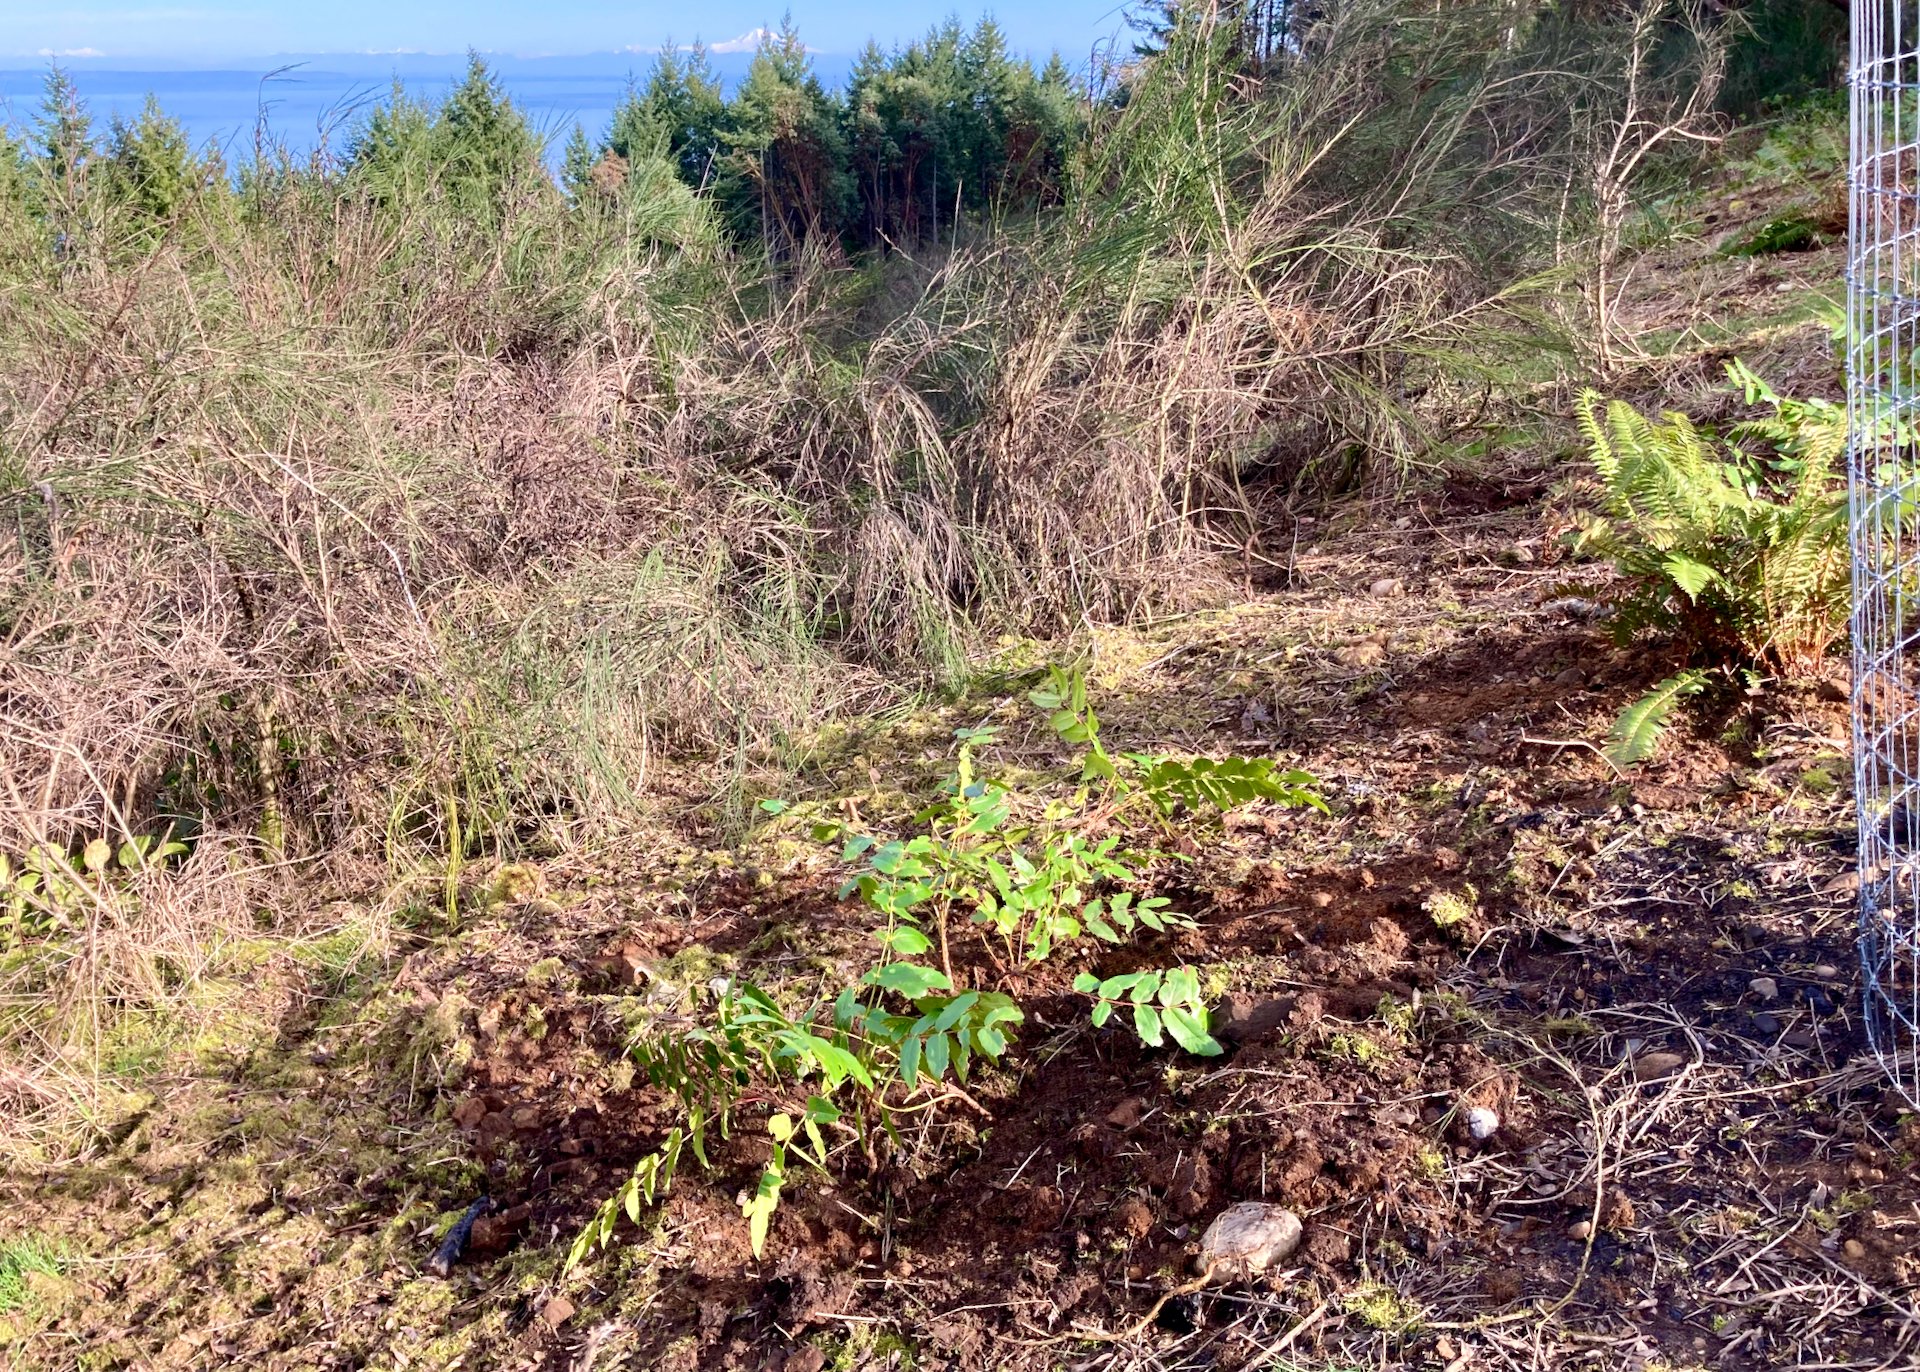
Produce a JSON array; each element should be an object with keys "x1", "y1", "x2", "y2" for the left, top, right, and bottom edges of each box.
[{"x1": 4, "y1": 102, "x2": 1907, "y2": 1372}]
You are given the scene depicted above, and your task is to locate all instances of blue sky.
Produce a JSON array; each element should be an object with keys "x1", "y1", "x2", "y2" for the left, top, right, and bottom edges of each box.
[{"x1": 7, "y1": 2, "x2": 1131, "y2": 63}]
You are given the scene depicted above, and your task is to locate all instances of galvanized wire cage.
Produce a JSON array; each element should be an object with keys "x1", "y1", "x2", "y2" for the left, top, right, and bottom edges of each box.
[{"x1": 1851, "y1": 0, "x2": 1920, "y2": 1106}]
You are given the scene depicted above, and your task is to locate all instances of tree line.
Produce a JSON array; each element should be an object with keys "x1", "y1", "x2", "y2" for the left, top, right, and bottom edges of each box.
[
  {"x1": 0, "y1": 0, "x2": 1846, "y2": 263},
  {"x1": 0, "y1": 16, "x2": 1082, "y2": 260},
  {"x1": 560, "y1": 19, "x2": 1082, "y2": 254}
]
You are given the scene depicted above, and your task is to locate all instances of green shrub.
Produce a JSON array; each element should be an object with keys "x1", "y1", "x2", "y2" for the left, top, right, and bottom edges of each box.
[
  {"x1": 1571, "y1": 361, "x2": 1848, "y2": 762},
  {"x1": 1721, "y1": 210, "x2": 1823, "y2": 257}
]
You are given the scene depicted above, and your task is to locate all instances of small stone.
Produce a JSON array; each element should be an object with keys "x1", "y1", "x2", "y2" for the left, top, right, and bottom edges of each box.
[
  {"x1": 1748, "y1": 976, "x2": 1779, "y2": 1002},
  {"x1": 510, "y1": 1106, "x2": 539, "y2": 1130},
  {"x1": 1309, "y1": 890, "x2": 1334, "y2": 908},
  {"x1": 1369, "y1": 576, "x2": 1405, "y2": 598},
  {"x1": 1196, "y1": 1202, "x2": 1304, "y2": 1279},
  {"x1": 1542, "y1": 595, "x2": 1601, "y2": 619},
  {"x1": 1813, "y1": 964, "x2": 1839, "y2": 978},
  {"x1": 1751, "y1": 1012, "x2": 1782, "y2": 1035},
  {"x1": 1106, "y1": 1097, "x2": 1146, "y2": 1130},
  {"x1": 1466, "y1": 1106, "x2": 1500, "y2": 1140},
  {"x1": 1632, "y1": 1051, "x2": 1688, "y2": 1082},
  {"x1": 1568, "y1": 1219, "x2": 1593, "y2": 1241},
  {"x1": 1553, "y1": 667, "x2": 1585, "y2": 690},
  {"x1": 1507, "y1": 543, "x2": 1535, "y2": 564},
  {"x1": 1844, "y1": 1238, "x2": 1866, "y2": 1260},
  {"x1": 540, "y1": 1296, "x2": 575, "y2": 1329},
  {"x1": 782, "y1": 1348, "x2": 826, "y2": 1372},
  {"x1": 451, "y1": 1097, "x2": 487, "y2": 1129}
]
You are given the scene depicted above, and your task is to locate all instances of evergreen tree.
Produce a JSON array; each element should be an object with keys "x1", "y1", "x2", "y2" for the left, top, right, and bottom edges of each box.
[
  {"x1": 841, "y1": 17, "x2": 1079, "y2": 247},
  {"x1": 1003, "y1": 53, "x2": 1081, "y2": 208},
  {"x1": 1128, "y1": 0, "x2": 1297, "y2": 68},
  {"x1": 607, "y1": 75, "x2": 663, "y2": 164},
  {"x1": 641, "y1": 42, "x2": 727, "y2": 186},
  {"x1": 348, "y1": 55, "x2": 540, "y2": 220},
  {"x1": 720, "y1": 19, "x2": 851, "y2": 255},
  {"x1": 107, "y1": 96, "x2": 197, "y2": 228},
  {"x1": 435, "y1": 52, "x2": 541, "y2": 216},
  {"x1": 348, "y1": 81, "x2": 440, "y2": 207},
  {"x1": 561, "y1": 122, "x2": 596, "y2": 204},
  {"x1": 0, "y1": 126, "x2": 28, "y2": 212},
  {"x1": 844, "y1": 40, "x2": 899, "y2": 242},
  {"x1": 33, "y1": 66, "x2": 94, "y2": 208}
]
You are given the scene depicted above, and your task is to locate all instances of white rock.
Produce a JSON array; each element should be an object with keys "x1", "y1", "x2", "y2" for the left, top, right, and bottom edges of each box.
[
  {"x1": 1466, "y1": 1105, "x2": 1500, "y2": 1140},
  {"x1": 1748, "y1": 976, "x2": 1779, "y2": 1002},
  {"x1": 1196, "y1": 1202, "x2": 1303, "y2": 1279}
]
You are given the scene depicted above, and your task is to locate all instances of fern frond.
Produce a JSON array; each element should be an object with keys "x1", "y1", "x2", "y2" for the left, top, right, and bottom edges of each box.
[
  {"x1": 1605, "y1": 670, "x2": 1712, "y2": 767},
  {"x1": 1573, "y1": 362, "x2": 1848, "y2": 676}
]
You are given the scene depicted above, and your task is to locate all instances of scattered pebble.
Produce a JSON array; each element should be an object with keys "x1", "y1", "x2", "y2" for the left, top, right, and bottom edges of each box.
[
  {"x1": 1466, "y1": 1106, "x2": 1500, "y2": 1140},
  {"x1": 1812, "y1": 964, "x2": 1839, "y2": 978},
  {"x1": 1552, "y1": 667, "x2": 1585, "y2": 690},
  {"x1": 1196, "y1": 1202, "x2": 1304, "y2": 1279},
  {"x1": 1568, "y1": 1219, "x2": 1593, "y2": 1241},
  {"x1": 1632, "y1": 1051, "x2": 1688, "y2": 1082},
  {"x1": 540, "y1": 1296, "x2": 575, "y2": 1329},
  {"x1": 1748, "y1": 976, "x2": 1779, "y2": 1002},
  {"x1": 1845, "y1": 1238, "x2": 1867, "y2": 1260},
  {"x1": 1369, "y1": 575, "x2": 1405, "y2": 597},
  {"x1": 1751, "y1": 1012, "x2": 1782, "y2": 1035}
]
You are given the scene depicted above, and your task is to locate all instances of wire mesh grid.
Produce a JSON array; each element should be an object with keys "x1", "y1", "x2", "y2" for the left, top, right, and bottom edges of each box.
[{"x1": 1852, "y1": 0, "x2": 1920, "y2": 1106}]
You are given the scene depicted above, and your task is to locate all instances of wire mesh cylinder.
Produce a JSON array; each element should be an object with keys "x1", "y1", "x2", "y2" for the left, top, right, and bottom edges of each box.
[{"x1": 1852, "y1": 0, "x2": 1920, "y2": 1106}]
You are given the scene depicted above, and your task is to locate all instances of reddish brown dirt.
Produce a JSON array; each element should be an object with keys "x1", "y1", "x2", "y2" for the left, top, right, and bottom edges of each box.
[
  {"x1": 13, "y1": 489, "x2": 1909, "y2": 1372},
  {"x1": 388, "y1": 554, "x2": 1914, "y2": 1371}
]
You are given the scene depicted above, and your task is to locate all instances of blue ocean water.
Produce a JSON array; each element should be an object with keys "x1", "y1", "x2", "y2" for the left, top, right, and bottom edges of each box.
[{"x1": 0, "y1": 53, "x2": 856, "y2": 164}]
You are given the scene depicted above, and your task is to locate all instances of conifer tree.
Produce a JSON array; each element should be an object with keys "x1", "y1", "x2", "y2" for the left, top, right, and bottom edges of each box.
[
  {"x1": 33, "y1": 66, "x2": 94, "y2": 209},
  {"x1": 435, "y1": 52, "x2": 541, "y2": 216},
  {"x1": 720, "y1": 18, "x2": 851, "y2": 255},
  {"x1": 107, "y1": 96, "x2": 197, "y2": 228},
  {"x1": 561, "y1": 122, "x2": 596, "y2": 204}
]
